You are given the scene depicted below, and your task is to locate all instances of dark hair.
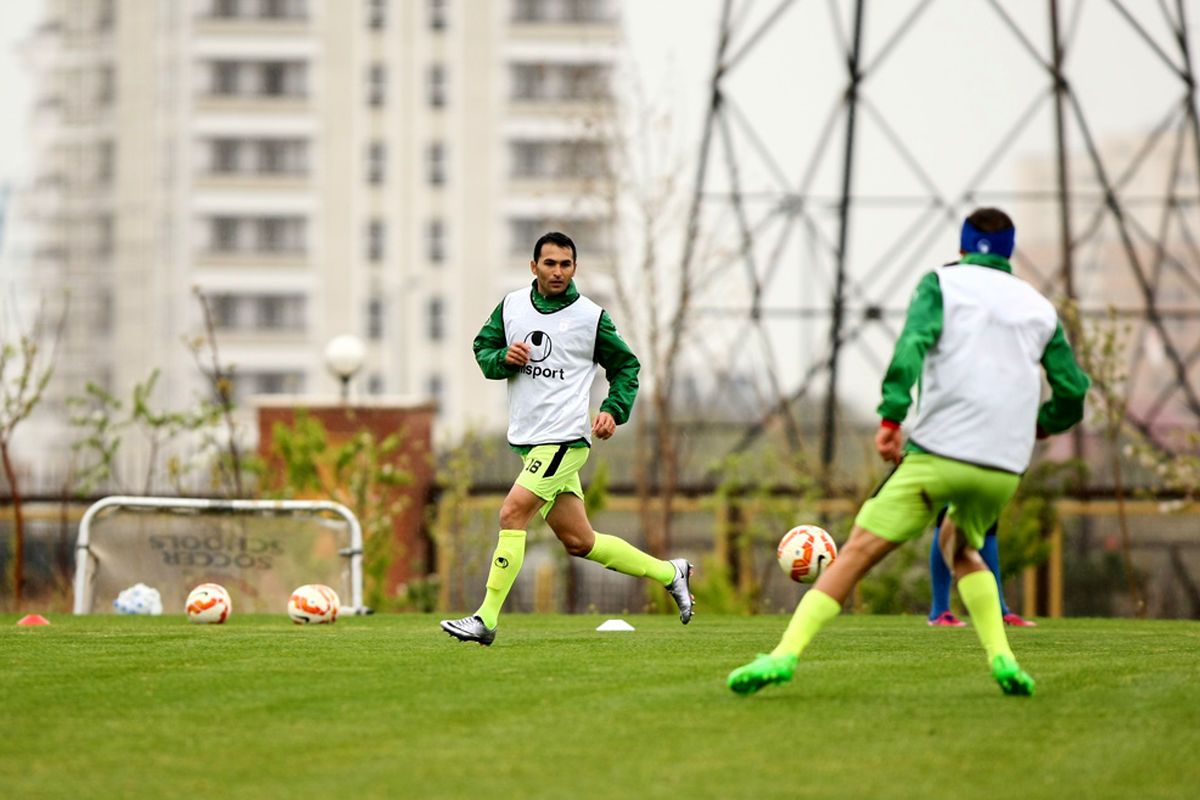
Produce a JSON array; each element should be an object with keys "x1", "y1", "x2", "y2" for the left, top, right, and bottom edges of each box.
[
  {"x1": 533, "y1": 231, "x2": 577, "y2": 262},
  {"x1": 965, "y1": 207, "x2": 1014, "y2": 234}
]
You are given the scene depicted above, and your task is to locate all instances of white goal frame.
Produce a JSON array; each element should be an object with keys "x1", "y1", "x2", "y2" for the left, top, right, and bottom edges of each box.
[{"x1": 73, "y1": 495, "x2": 365, "y2": 614}]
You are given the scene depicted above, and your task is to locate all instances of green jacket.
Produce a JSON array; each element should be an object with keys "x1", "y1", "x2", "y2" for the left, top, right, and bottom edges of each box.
[
  {"x1": 878, "y1": 253, "x2": 1091, "y2": 451},
  {"x1": 473, "y1": 279, "x2": 640, "y2": 453}
]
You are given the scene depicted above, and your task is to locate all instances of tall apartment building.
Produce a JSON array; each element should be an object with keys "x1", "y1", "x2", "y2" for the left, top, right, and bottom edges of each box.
[{"x1": 17, "y1": 0, "x2": 622, "y2": 486}]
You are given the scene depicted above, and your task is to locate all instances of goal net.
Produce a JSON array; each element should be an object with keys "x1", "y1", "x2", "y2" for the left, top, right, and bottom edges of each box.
[{"x1": 73, "y1": 496, "x2": 364, "y2": 615}]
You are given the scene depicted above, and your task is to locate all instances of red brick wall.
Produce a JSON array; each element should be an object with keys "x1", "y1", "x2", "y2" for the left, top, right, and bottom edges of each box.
[{"x1": 256, "y1": 402, "x2": 437, "y2": 596}]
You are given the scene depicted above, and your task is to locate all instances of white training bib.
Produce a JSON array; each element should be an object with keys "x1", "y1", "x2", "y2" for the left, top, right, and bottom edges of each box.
[
  {"x1": 502, "y1": 288, "x2": 602, "y2": 447},
  {"x1": 909, "y1": 264, "x2": 1059, "y2": 473}
]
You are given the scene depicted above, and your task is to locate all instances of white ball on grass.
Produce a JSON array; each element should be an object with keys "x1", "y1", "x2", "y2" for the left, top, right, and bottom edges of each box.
[
  {"x1": 287, "y1": 584, "x2": 340, "y2": 624},
  {"x1": 185, "y1": 583, "x2": 232, "y2": 624}
]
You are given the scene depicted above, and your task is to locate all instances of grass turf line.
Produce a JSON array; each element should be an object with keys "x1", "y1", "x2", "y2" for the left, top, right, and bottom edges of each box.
[{"x1": 2, "y1": 614, "x2": 1198, "y2": 800}]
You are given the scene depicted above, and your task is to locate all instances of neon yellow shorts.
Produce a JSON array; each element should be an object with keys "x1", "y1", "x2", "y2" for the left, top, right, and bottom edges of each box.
[
  {"x1": 854, "y1": 453, "x2": 1020, "y2": 549},
  {"x1": 514, "y1": 444, "x2": 590, "y2": 519}
]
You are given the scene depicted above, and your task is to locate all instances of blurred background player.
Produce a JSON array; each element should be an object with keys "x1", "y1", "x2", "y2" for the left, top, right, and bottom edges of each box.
[
  {"x1": 928, "y1": 508, "x2": 1036, "y2": 627},
  {"x1": 727, "y1": 208, "x2": 1089, "y2": 696},
  {"x1": 440, "y1": 231, "x2": 694, "y2": 646}
]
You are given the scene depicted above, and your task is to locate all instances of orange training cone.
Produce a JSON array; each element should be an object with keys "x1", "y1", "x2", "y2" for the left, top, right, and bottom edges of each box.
[{"x1": 17, "y1": 614, "x2": 50, "y2": 626}]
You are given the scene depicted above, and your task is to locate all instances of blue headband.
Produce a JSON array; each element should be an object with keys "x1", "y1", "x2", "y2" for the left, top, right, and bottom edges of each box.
[{"x1": 960, "y1": 219, "x2": 1015, "y2": 258}]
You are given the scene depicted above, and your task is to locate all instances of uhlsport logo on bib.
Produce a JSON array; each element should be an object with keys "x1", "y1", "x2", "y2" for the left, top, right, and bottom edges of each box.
[
  {"x1": 520, "y1": 330, "x2": 565, "y2": 380},
  {"x1": 495, "y1": 556, "x2": 509, "y2": 569},
  {"x1": 524, "y1": 330, "x2": 552, "y2": 362}
]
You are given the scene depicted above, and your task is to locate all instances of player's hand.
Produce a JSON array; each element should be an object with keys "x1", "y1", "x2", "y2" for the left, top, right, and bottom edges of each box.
[
  {"x1": 505, "y1": 341, "x2": 531, "y2": 367},
  {"x1": 875, "y1": 425, "x2": 903, "y2": 464},
  {"x1": 592, "y1": 411, "x2": 616, "y2": 440}
]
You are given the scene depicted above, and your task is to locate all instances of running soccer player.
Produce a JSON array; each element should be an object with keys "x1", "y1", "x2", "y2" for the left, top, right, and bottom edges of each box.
[
  {"x1": 727, "y1": 207, "x2": 1089, "y2": 696},
  {"x1": 440, "y1": 231, "x2": 694, "y2": 645},
  {"x1": 927, "y1": 510, "x2": 1036, "y2": 627}
]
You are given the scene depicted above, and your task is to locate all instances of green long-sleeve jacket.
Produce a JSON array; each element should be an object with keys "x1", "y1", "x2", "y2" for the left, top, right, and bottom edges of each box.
[
  {"x1": 473, "y1": 279, "x2": 640, "y2": 453},
  {"x1": 879, "y1": 253, "x2": 1091, "y2": 452}
]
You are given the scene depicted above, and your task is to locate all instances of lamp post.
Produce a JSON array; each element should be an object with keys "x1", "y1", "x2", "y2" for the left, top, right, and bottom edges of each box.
[{"x1": 324, "y1": 334, "x2": 365, "y2": 403}]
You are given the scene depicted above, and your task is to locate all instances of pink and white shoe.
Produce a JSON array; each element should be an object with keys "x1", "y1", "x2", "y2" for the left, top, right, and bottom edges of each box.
[
  {"x1": 1003, "y1": 613, "x2": 1038, "y2": 627},
  {"x1": 927, "y1": 611, "x2": 967, "y2": 627}
]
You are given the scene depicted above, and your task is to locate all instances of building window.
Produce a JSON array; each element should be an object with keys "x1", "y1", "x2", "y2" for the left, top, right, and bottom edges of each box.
[
  {"x1": 428, "y1": 64, "x2": 446, "y2": 108},
  {"x1": 367, "y1": 141, "x2": 386, "y2": 184},
  {"x1": 367, "y1": 63, "x2": 386, "y2": 106},
  {"x1": 427, "y1": 297, "x2": 445, "y2": 341},
  {"x1": 427, "y1": 218, "x2": 445, "y2": 263},
  {"x1": 214, "y1": 61, "x2": 241, "y2": 94},
  {"x1": 367, "y1": 296, "x2": 384, "y2": 339},
  {"x1": 256, "y1": 294, "x2": 306, "y2": 330},
  {"x1": 208, "y1": 138, "x2": 307, "y2": 175},
  {"x1": 261, "y1": 0, "x2": 308, "y2": 19},
  {"x1": 257, "y1": 139, "x2": 307, "y2": 173},
  {"x1": 366, "y1": 219, "x2": 385, "y2": 262},
  {"x1": 208, "y1": 293, "x2": 306, "y2": 331},
  {"x1": 96, "y1": 65, "x2": 115, "y2": 105},
  {"x1": 213, "y1": 139, "x2": 241, "y2": 172},
  {"x1": 209, "y1": 60, "x2": 307, "y2": 97},
  {"x1": 262, "y1": 62, "x2": 287, "y2": 95},
  {"x1": 427, "y1": 141, "x2": 446, "y2": 186},
  {"x1": 209, "y1": 216, "x2": 306, "y2": 253},
  {"x1": 367, "y1": 373, "x2": 385, "y2": 395},
  {"x1": 96, "y1": 140, "x2": 115, "y2": 183},
  {"x1": 211, "y1": 294, "x2": 238, "y2": 328},
  {"x1": 510, "y1": 62, "x2": 611, "y2": 102},
  {"x1": 428, "y1": 0, "x2": 447, "y2": 30},
  {"x1": 210, "y1": 0, "x2": 309, "y2": 19},
  {"x1": 240, "y1": 371, "x2": 305, "y2": 402},
  {"x1": 257, "y1": 217, "x2": 305, "y2": 252},
  {"x1": 427, "y1": 373, "x2": 443, "y2": 404},
  {"x1": 509, "y1": 217, "x2": 609, "y2": 256},
  {"x1": 367, "y1": 0, "x2": 386, "y2": 29},
  {"x1": 512, "y1": 0, "x2": 616, "y2": 23},
  {"x1": 510, "y1": 139, "x2": 607, "y2": 178},
  {"x1": 213, "y1": 216, "x2": 242, "y2": 250}
]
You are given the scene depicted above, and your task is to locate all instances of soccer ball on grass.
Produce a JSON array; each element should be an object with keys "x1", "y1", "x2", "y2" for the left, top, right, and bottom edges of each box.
[
  {"x1": 114, "y1": 583, "x2": 163, "y2": 615},
  {"x1": 185, "y1": 582, "x2": 232, "y2": 624},
  {"x1": 287, "y1": 583, "x2": 340, "y2": 624},
  {"x1": 777, "y1": 525, "x2": 838, "y2": 583}
]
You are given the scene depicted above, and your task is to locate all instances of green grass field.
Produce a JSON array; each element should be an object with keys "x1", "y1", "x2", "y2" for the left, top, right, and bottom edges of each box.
[{"x1": 3, "y1": 613, "x2": 1198, "y2": 799}]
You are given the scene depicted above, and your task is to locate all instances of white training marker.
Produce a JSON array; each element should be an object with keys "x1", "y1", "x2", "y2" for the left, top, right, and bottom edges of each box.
[{"x1": 595, "y1": 618, "x2": 635, "y2": 631}]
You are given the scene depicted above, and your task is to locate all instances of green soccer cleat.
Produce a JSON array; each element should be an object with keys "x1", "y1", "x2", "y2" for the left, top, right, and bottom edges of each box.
[
  {"x1": 991, "y1": 654, "x2": 1036, "y2": 696},
  {"x1": 727, "y1": 653, "x2": 798, "y2": 695}
]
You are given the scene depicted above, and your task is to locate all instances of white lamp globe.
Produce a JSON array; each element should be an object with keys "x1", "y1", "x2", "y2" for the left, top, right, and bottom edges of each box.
[{"x1": 324, "y1": 334, "x2": 366, "y2": 380}]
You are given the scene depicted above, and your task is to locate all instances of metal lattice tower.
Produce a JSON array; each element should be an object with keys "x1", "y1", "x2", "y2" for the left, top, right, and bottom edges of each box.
[{"x1": 679, "y1": 0, "x2": 1200, "y2": 480}]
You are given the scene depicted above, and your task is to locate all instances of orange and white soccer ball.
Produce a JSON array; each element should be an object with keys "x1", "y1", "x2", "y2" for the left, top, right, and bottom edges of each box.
[
  {"x1": 777, "y1": 525, "x2": 838, "y2": 584},
  {"x1": 185, "y1": 582, "x2": 232, "y2": 624},
  {"x1": 287, "y1": 584, "x2": 340, "y2": 625}
]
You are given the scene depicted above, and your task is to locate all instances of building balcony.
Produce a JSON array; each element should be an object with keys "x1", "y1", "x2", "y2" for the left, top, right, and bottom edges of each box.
[
  {"x1": 194, "y1": 251, "x2": 309, "y2": 270},
  {"x1": 194, "y1": 95, "x2": 310, "y2": 115},
  {"x1": 194, "y1": 173, "x2": 310, "y2": 192},
  {"x1": 507, "y1": 97, "x2": 616, "y2": 119},
  {"x1": 193, "y1": 17, "x2": 311, "y2": 38}
]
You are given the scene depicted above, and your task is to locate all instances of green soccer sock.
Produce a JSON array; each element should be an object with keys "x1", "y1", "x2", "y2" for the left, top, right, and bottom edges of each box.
[
  {"x1": 475, "y1": 529, "x2": 526, "y2": 629},
  {"x1": 584, "y1": 532, "x2": 675, "y2": 585},
  {"x1": 957, "y1": 569, "x2": 1014, "y2": 662},
  {"x1": 770, "y1": 589, "x2": 842, "y2": 658}
]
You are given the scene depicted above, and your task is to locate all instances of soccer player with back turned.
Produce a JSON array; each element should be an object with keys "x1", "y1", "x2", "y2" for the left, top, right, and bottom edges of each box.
[
  {"x1": 440, "y1": 231, "x2": 694, "y2": 645},
  {"x1": 727, "y1": 208, "x2": 1089, "y2": 695}
]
